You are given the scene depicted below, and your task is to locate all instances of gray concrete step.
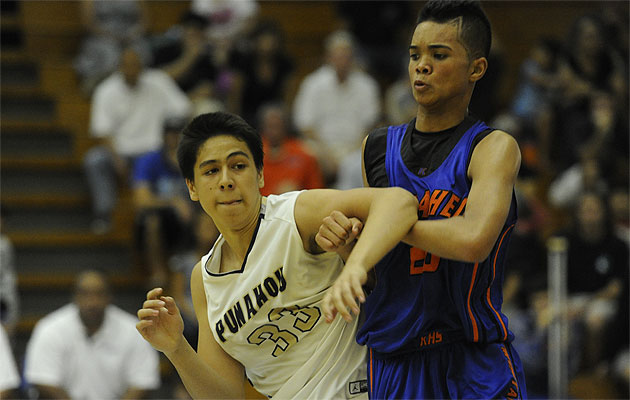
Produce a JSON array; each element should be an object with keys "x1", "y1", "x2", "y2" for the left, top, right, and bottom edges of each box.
[
  {"x1": 15, "y1": 244, "x2": 132, "y2": 274},
  {"x1": 1, "y1": 167, "x2": 87, "y2": 197},
  {"x1": 1, "y1": 128, "x2": 73, "y2": 158}
]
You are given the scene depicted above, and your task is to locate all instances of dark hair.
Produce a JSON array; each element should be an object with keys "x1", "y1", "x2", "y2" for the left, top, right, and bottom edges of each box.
[
  {"x1": 417, "y1": 0, "x2": 492, "y2": 60},
  {"x1": 180, "y1": 11, "x2": 209, "y2": 30},
  {"x1": 177, "y1": 112, "x2": 264, "y2": 181}
]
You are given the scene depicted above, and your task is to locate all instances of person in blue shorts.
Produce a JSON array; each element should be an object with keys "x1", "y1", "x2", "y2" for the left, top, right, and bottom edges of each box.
[{"x1": 316, "y1": 1, "x2": 528, "y2": 398}]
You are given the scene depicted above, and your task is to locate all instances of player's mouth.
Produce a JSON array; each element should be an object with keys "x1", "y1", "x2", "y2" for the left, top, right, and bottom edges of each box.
[
  {"x1": 219, "y1": 199, "x2": 242, "y2": 206},
  {"x1": 414, "y1": 80, "x2": 428, "y2": 90}
]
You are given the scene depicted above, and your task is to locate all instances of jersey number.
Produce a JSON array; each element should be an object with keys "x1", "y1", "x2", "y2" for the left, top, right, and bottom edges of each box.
[
  {"x1": 247, "y1": 305, "x2": 321, "y2": 357},
  {"x1": 409, "y1": 247, "x2": 440, "y2": 275}
]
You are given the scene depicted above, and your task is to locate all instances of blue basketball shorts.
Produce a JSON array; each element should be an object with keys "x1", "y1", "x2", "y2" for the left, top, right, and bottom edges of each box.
[{"x1": 367, "y1": 341, "x2": 527, "y2": 399}]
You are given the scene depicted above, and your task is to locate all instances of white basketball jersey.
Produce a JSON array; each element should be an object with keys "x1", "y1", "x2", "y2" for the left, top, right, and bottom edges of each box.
[{"x1": 201, "y1": 191, "x2": 368, "y2": 399}]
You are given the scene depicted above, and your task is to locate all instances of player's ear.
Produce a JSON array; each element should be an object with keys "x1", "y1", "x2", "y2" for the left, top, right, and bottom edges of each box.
[
  {"x1": 469, "y1": 57, "x2": 487, "y2": 83},
  {"x1": 186, "y1": 178, "x2": 199, "y2": 201},
  {"x1": 258, "y1": 168, "x2": 265, "y2": 189}
]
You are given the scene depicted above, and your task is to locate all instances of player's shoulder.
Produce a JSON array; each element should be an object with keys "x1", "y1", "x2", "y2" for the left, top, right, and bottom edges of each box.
[{"x1": 477, "y1": 129, "x2": 520, "y2": 154}]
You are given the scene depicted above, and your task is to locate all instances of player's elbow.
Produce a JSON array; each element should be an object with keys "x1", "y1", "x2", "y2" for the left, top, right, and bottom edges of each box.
[
  {"x1": 391, "y1": 187, "x2": 419, "y2": 223},
  {"x1": 460, "y1": 230, "x2": 496, "y2": 262}
]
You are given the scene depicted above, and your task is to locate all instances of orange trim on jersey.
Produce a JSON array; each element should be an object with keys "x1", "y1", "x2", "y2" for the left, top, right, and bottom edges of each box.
[
  {"x1": 500, "y1": 344, "x2": 520, "y2": 397},
  {"x1": 467, "y1": 262, "x2": 480, "y2": 342},
  {"x1": 369, "y1": 348, "x2": 374, "y2": 394},
  {"x1": 487, "y1": 224, "x2": 515, "y2": 341}
]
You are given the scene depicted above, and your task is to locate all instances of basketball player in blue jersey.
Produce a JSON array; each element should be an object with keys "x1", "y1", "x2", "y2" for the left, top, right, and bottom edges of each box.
[{"x1": 316, "y1": 1, "x2": 528, "y2": 398}]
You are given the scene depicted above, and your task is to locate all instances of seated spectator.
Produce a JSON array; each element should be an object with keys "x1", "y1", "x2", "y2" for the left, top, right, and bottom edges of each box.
[
  {"x1": 551, "y1": 90, "x2": 628, "y2": 178},
  {"x1": 548, "y1": 152, "x2": 608, "y2": 210},
  {"x1": 190, "y1": 0, "x2": 260, "y2": 113},
  {"x1": 0, "y1": 324, "x2": 20, "y2": 399},
  {"x1": 230, "y1": 19, "x2": 295, "y2": 126},
  {"x1": 510, "y1": 37, "x2": 563, "y2": 126},
  {"x1": 558, "y1": 14, "x2": 627, "y2": 106},
  {"x1": 132, "y1": 118, "x2": 195, "y2": 288},
  {"x1": 24, "y1": 270, "x2": 160, "y2": 399},
  {"x1": 608, "y1": 186, "x2": 630, "y2": 245},
  {"x1": 384, "y1": 62, "x2": 417, "y2": 126},
  {"x1": 0, "y1": 206, "x2": 18, "y2": 336},
  {"x1": 152, "y1": 11, "x2": 219, "y2": 95},
  {"x1": 83, "y1": 45, "x2": 191, "y2": 234},
  {"x1": 563, "y1": 191, "x2": 629, "y2": 372},
  {"x1": 73, "y1": 0, "x2": 150, "y2": 96},
  {"x1": 293, "y1": 30, "x2": 381, "y2": 186},
  {"x1": 168, "y1": 210, "x2": 219, "y2": 350},
  {"x1": 258, "y1": 103, "x2": 324, "y2": 196}
]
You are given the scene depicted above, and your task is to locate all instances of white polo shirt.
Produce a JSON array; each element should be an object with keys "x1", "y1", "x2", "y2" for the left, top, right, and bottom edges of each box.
[
  {"x1": 293, "y1": 65, "x2": 381, "y2": 160},
  {"x1": 0, "y1": 325, "x2": 20, "y2": 392},
  {"x1": 90, "y1": 69, "x2": 191, "y2": 157},
  {"x1": 25, "y1": 304, "x2": 160, "y2": 400}
]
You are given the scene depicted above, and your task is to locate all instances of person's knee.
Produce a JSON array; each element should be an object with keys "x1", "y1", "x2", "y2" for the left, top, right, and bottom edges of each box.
[{"x1": 83, "y1": 146, "x2": 113, "y2": 170}]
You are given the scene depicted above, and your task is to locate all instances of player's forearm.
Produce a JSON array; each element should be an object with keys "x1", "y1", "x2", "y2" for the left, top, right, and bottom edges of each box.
[
  {"x1": 346, "y1": 188, "x2": 417, "y2": 269},
  {"x1": 166, "y1": 342, "x2": 244, "y2": 399},
  {"x1": 403, "y1": 215, "x2": 499, "y2": 262}
]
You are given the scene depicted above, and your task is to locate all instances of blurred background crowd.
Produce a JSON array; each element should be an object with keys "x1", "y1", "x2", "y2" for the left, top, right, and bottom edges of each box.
[{"x1": 0, "y1": 1, "x2": 628, "y2": 399}]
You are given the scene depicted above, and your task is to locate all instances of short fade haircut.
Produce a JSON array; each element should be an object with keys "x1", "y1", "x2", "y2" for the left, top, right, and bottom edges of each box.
[
  {"x1": 177, "y1": 112, "x2": 264, "y2": 182},
  {"x1": 417, "y1": 0, "x2": 492, "y2": 60}
]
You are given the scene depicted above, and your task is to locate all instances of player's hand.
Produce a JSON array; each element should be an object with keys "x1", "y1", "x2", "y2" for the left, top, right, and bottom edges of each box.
[
  {"x1": 316, "y1": 211, "x2": 363, "y2": 252},
  {"x1": 323, "y1": 263, "x2": 367, "y2": 323},
  {"x1": 136, "y1": 287, "x2": 185, "y2": 356}
]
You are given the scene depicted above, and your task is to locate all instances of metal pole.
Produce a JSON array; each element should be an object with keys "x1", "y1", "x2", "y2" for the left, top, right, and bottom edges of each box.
[{"x1": 547, "y1": 236, "x2": 569, "y2": 399}]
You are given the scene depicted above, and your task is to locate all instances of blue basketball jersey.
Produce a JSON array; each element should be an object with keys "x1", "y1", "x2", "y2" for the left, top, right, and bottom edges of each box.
[{"x1": 357, "y1": 119, "x2": 518, "y2": 354}]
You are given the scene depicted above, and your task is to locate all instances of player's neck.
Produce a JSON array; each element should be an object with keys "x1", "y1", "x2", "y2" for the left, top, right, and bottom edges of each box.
[
  {"x1": 218, "y1": 200, "x2": 264, "y2": 271},
  {"x1": 414, "y1": 108, "x2": 468, "y2": 133}
]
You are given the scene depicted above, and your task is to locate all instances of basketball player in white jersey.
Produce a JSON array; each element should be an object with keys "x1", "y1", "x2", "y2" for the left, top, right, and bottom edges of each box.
[{"x1": 136, "y1": 111, "x2": 418, "y2": 399}]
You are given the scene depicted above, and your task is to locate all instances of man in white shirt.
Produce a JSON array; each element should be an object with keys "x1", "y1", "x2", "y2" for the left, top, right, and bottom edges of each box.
[
  {"x1": 83, "y1": 45, "x2": 192, "y2": 233},
  {"x1": 293, "y1": 30, "x2": 381, "y2": 187},
  {"x1": 24, "y1": 270, "x2": 160, "y2": 400},
  {"x1": 0, "y1": 325, "x2": 20, "y2": 398}
]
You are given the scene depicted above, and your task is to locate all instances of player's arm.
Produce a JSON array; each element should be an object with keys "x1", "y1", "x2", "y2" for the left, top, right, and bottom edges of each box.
[
  {"x1": 295, "y1": 186, "x2": 418, "y2": 321},
  {"x1": 315, "y1": 136, "x2": 370, "y2": 255},
  {"x1": 403, "y1": 130, "x2": 521, "y2": 262},
  {"x1": 136, "y1": 263, "x2": 245, "y2": 399}
]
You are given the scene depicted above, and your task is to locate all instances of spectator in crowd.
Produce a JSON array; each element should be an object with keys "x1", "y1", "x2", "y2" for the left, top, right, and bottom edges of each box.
[
  {"x1": 511, "y1": 38, "x2": 562, "y2": 121},
  {"x1": 168, "y1": 210, "x2": 218, "y2": 352},
  {"x1": 132, "y1": 117, "x2": 196, "y2": 288},
  {"x1": 257, "y1": 103, "x2": 324, "y2": 196},
  {"x1": 73, "y1": 0, "x2": 150, "y2": 96},
  {"x1": 152, "y1": 11, "x2": 218, "y2": 95},
  {"x1": 608, "y1": 186, "x2": 629, "y2": 245},
  {"x1": 0, "y1": 206, "x2": 19, "y2": 336},
  {"x1": 468, "y1": 33, "x2": 506, "y2": 122},
  {"x1": 335, "y1": 1, "x2": 416, "y2": 88},
  {"x1": 24, "y1": 270, "x2": 160, "y2": 400},
  {"x1": 507, "y1": 277, "x2": 583, "y2": 399},
  {"x1": 83, "y1": 45, "x2": 191, "y2": 234},
  {"x1": 384, "y1": 58, "x2": 418, "y2": 126},
  {"x1": 0, "y1": 324, "x2": 20, "y2": 399},
  {"x1": 559, "y1": 14, "x2": 627, "y2": 106},
  {"x1": 548, "y1": 151, "x2": 608, "y2": 211},
  {"x1": 230, "y1": 20, "x2": 295, "y2": 126},
  {"x1": 189, "y1": 0, "x2": 260, "y2": 113},
  {"x1": 293, "y1": 30, "x2": 381, "y2": 186},
  {"x1": 563, "y1": 191, "x2": 629, "y2": 372},
  {"x1": 551, "y1": 90, "x2": 628, "y2": 180},
  {"x1": 165, "y1": 209, "x2": 219, "y2": 400}
]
